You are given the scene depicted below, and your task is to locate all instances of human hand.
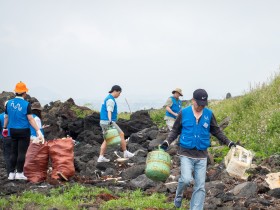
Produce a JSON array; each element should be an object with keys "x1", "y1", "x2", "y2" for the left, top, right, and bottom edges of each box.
[
  {"x1": 228, "y1": 141, "x2": 236, "y2": 148},
  {"x1": 160, "y1": 140, "x2": 169, "y2": 151},
  {"x1": 108, "y1": 121, "x2": 113, "y2": 126},
  {"x1": 2, "y1": 129, "x2": 8, "y2": 138}
]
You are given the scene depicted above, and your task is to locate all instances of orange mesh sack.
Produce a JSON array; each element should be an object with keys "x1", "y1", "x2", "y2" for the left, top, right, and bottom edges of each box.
[
  {"x1": 24, "y1": 142, "x2": 49, "y2": 183},
  {"x1": 48, "y1": 138, "x2": 75, "y2": 180}
]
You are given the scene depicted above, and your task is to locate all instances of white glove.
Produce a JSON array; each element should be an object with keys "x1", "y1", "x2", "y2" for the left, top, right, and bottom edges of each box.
[{"x1": 36, "y1": 130, "x2": 45, "y2": 144}]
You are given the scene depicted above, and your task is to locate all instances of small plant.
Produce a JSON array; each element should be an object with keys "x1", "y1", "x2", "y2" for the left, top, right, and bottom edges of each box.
[
  {"x1": 149, "y1": 108, "x2": 166, "y2": 128},
  {"x1": 71, "y1": 106, "x2": 94, "y2": 119}
]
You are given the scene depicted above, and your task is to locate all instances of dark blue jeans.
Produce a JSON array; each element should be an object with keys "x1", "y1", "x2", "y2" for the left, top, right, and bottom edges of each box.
[{"x1": 2, "y1": 136, "x2": 12, "y2": 175}]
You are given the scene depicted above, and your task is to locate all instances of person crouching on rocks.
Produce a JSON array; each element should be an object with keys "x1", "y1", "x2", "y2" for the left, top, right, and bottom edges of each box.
[{"x1": 98, "y1": 85, "x2": 134, "y2": 162}]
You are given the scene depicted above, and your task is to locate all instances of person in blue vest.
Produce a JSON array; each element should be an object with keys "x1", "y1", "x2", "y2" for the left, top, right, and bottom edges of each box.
[
  {"x1": 0, "y1": 101, "x2": 12, "y2": 175},
  {"x1": 164, "y1": 88, "x2": 183, "y2": 131},
  {"x1": 30, "y1": 102, "x2": 46, "y2": 143},
  {"x1": 160, "y1": 89, "x2": 236, "y2": 210},
  {"x1": 98, "y1": 85, "x2": 134, "y2": 162},
  {"x1": 2, "y1": 81, "x2": 43, "y2": 180}
]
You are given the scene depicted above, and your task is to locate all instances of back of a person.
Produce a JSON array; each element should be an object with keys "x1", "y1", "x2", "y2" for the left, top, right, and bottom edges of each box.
[{"x1": 7, "y1": 98, "x2": 29, "y2": 129}]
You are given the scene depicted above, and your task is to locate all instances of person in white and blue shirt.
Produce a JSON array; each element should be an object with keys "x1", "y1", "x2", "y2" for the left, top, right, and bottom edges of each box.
[{"x1": 98, "y1": 85, "x2": 134, "y2": 162}]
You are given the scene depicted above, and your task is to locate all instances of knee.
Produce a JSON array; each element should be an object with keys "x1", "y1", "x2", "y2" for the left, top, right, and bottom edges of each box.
[{"x1": 180, "y1": 176, "x2": 192, "y2": 186}]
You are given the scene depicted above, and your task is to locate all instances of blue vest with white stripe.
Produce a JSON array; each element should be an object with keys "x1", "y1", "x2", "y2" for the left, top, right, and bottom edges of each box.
[
  {"x1": 179, "y1": 106, "x2": 212, "y2": 151},
  {"x1": 165, "y1": 96, "x2": 182, "y2": 119},
  {"x1": 6, "y1": 98, "x2": 30, "y2": 129},
  {"x1": 100, "y1": 94, "x2": 118, "y2": 121}
]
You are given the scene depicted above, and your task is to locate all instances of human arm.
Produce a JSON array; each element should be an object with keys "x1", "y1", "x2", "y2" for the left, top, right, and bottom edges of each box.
[
  {"x1": 27, "y1": 114, "x2": 43, "y2": 140},
  {"x1": 210, "y1": 113, "x2": 235, "y2": 148},
  {"x1": 166, "y1": 106, "x2": 178, "y2": 117},
  {"x1": 106, "y1": 99, "x2": 115, "y2": 123},
  {"x1": 164, "y1": 98, "x2": 178, "y2": 117}
]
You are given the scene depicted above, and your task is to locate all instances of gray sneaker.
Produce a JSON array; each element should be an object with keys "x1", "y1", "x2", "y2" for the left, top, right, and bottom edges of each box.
[
  {"x1": 97, "y1": 156, "x2": 110, "y2": 162},
  {"x1": 174, "y1": 195, "x2": 182, "y2": 208}
]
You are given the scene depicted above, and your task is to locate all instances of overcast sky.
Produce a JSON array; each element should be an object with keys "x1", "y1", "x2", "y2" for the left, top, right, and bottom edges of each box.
[{"x1": 1, "y1": 1, "x2": 279, "y2": 109}]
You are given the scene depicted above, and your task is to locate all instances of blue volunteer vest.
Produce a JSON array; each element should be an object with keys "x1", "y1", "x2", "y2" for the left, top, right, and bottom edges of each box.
[
  {"x1": 0, "y1": 112, "x2": 10, "y2": 137},
  {"x1": 100, "y1": 94, "x2": 118, "y2": 121},
  {"x1": 30, "y1": 114, "x2": 44, "y2": 137},
  {"x1": 179, "y1": 106, "x2": 212, "y2": 150},
  {"x1": 165, "y1": 96, "x2": 182, "y2": 119},
  {"x1": 6, "y1": 98, "x2": 30, "y2": 129}
]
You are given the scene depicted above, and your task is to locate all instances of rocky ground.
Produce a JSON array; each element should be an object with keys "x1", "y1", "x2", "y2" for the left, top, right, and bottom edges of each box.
[{"x1": 0, "y1": 91, "x2": 280, "y2": 209}]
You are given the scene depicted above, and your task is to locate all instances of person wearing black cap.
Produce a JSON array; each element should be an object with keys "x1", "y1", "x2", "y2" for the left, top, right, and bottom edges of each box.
[
  {"x1": 98, "y1": 85, "x2": 134, "y2": 162},
  {"x1": 164, "y1": 88, "x2": 183, "y2": 131},
  {"x1": 160, "y1": 89, "x2": 236, "y2": 210}
]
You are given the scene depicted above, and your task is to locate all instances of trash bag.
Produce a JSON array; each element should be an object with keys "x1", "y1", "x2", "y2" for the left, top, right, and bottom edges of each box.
[
  {"x1": 24, "y1": 142, "x2": 49, "y2": 183},
  {"x1": 48, "y1": 138, "x2": 75, "y2": 180}
]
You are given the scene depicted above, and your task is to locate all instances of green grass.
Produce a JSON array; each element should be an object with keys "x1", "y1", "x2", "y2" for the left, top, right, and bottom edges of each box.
[
  {"x1": 71, "y1": 106, "x2": 95, "y2": 119},
  {"x1": 0, "y1": 184, "x2": 188, "y2": 209},
  {"x1": 210, "y1": 73, "x2": 280, "y2": 159},
  {"x1": 149, "y1": 108, "x2": 166, "y2": 128}
]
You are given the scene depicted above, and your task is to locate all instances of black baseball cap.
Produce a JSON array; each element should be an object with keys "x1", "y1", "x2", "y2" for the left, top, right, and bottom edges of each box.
[
  {"x1": 109, "y1": 85, "x2": 122, "y2": 93},
  {"x1": 193, "y1": 89, "x2": 208, "y2": 106}
]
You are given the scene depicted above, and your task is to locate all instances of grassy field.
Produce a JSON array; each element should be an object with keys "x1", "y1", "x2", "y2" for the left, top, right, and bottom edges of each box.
[{"x1": 0, "y1": 184, "x2": 188, "y2": 210}]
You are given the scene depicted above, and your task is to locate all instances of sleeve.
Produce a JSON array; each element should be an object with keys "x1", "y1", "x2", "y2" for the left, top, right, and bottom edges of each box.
[
  {"x1": 27, "y1": 103, "x2": 32, "y2": 115},
  {"x1": 34, "y1": 116, "x2": 42, "y2": 129},
  {"x1": 166, "y1": 111, "x2": 182, "y2": 144},
  {"x1": 210, "y1": 113, "x2": 231, "y2": 146},
  {"x1": 164, "y1": 97, "x2": 173, "y2": 107},
  {"x1": 106, "y1": 99, "x2": 115, "y2": 112}
]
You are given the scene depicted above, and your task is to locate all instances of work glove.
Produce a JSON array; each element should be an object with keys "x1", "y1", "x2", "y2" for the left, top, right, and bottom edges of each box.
[
  {"x1": 160, "y1": 140, "x2": 169, "y2": 151},
  {"x1": 228, "y1": 141, "x2": 236, "y2": 148},
  {"x1": 2, "y1": 129, "x2": 8, "y2": 138},
  {"x1": 36, "y1": 130, "x2": 45, "y2": 143}
]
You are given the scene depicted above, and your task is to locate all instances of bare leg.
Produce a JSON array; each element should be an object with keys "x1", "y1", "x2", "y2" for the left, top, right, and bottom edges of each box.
[
  {"x1": 100, "y1": 140, "x2": 107, "y2": 156},
  {"x1": 119, "y1": 132, "x2": 127, "y2": 151}
]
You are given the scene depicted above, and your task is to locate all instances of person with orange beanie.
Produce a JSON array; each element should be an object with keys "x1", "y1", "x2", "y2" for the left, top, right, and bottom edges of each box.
[{"x1": 2, "y1": 81, "x2": 44, "y2": 180}]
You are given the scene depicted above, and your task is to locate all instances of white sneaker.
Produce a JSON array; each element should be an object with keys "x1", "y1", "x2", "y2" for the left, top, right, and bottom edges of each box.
[
  {"x1": 15, "y1": 172, "x2": 27, "y2": 180},
  {"x1": 124, "y1": 150, "x2": 134, "y2": 158},
  {"x1": 8, "y1": 172, "x2": 15, "y2": 180},
  {"x1": 97, "y1": 156, "x2": 110, "y2": 162}
]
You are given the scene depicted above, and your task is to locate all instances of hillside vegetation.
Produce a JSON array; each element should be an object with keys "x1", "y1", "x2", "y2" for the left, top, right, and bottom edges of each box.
[
  {"x1": 210, "y1": 73, "x2": 280, "y2": 158},
  {"x1": 149, "y1": 74, "x2": 280, "y2": 159}
]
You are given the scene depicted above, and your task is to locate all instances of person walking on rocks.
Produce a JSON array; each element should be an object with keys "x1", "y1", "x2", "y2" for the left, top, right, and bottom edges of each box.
[
  {"x1": 2, "y1": 82, "x2": 44, "y2": 180},
  {"x1": 98, "y1": 85, "x2": 134, "y2": 162},
  {"x1": 160, "y1": 89, "x2": 236, "y2": 210},
  {"x1": 164, "y1": 88, "x2": 183, "y2": 131}
]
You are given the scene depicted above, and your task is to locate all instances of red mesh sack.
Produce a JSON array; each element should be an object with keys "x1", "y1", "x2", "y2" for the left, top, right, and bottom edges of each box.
[
  {"x1": 48, "y1": 138, "x2": 75, "y2": 180},
  {"x1": 24, "y1": 142, "x2": 49, "y2": 183}
]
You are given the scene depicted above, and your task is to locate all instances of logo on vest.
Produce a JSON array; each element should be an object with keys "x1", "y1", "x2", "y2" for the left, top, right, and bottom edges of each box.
[
  {"x1": 204, "y1": 116, "x2": 209, "y2": 120},
  {"x1": 203, "y1": 122, "x2": 209, "y2": 128},
  {"x1": 10, "y1": 102, "x2": 23, "y2": 111}
]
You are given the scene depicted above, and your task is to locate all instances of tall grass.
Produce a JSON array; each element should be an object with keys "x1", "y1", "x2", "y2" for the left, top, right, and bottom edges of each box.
[{"x1": 210, "y1": 73, "x2": 280, "y2": 158}]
